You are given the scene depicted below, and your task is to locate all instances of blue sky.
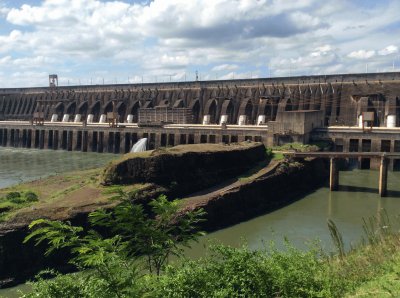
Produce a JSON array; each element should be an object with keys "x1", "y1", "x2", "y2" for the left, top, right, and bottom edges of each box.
[{"x1": 0, "y1": 0, "x2": 399, "y2": 87}]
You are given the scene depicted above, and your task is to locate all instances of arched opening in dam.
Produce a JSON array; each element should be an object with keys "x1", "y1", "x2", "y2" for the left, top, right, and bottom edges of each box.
[{"x1": 89, "y1": 100, "x2": 101, "y2": 122}]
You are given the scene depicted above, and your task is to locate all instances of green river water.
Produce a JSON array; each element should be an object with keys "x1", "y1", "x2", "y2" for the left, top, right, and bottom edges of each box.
[{"x1": 1, "y1": 148, "x2": 400, "y2": 297}]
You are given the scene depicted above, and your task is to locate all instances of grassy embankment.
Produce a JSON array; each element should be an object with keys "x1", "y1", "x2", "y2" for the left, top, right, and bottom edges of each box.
[{"x1": 0, "y1": 168, "x2": 146, "y2": 223}]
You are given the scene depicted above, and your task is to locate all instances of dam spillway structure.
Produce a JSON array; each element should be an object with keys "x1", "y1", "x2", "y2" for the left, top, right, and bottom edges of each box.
[
  {"x1": 130, "y1": 138, "x2": 147, "y2": 153},
  {"x1": 1, "y1": 72, "x2": 400, "y2": 170}
]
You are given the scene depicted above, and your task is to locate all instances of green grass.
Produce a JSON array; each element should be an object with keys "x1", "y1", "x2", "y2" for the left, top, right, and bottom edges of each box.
[
  {"x1": 272, "y1": 141, "x2": 332, "y2": 152},
  {"x1": 272, "y1": 152, "x2": 285, "y2": 160},
  {"x1": 0, "y1": 190, "x2": 39, "y2": 222}
]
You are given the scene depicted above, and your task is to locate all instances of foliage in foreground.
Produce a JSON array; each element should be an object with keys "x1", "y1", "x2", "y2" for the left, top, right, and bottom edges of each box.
[{"x1": 21, "y1": 200, "x2": 400, "y2": 298}]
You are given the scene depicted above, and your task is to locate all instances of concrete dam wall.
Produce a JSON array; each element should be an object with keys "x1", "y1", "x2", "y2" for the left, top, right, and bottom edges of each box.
[
  {"x1": 1, "y1": 72, "x2": 400, "y2": 127},
  {"x1": 1, "y1": 72, "x2": 400, "y2": 155}
]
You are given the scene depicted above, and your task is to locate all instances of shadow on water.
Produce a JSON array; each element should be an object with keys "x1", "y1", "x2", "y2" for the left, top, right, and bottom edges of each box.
[
  {"x1": 338, "y1": 185, "x2": 378, "y2": 193},
  {"x1": 339, "y1": 185, "x2": 400, "y2": 197}
]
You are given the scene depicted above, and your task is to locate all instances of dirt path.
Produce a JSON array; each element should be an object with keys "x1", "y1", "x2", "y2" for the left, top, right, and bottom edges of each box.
[{"x1": 182, "y1": 160, "x2": 280, "y2": 207}]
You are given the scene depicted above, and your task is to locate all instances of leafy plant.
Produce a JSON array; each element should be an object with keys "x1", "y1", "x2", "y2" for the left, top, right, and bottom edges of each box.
[
  {"x1": 327, "y1": 219, "x2": 345, "y2": 259},
  {"x1": 25, "y1": 191, "x2": 39, "y2": 202},
  {"x1": 25, "y1": 192, "x2": 206, "y2": 278},
  {"x1": 90, "y1": 193, "x2": 206, "y2": 275}
]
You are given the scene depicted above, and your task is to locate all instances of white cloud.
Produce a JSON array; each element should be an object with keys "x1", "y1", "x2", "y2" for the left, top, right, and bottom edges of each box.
[
  {"x1": 378, "y1": 45, "x2": 398, "y2": 56},
  {"x1": 0, "y1": 0, "x2": 400, "y2": 87},
  {"x1": 211, "y1": 64, "x2": 239, "y2": 72},
  {"x1": 347, "y1": 50, "x2": 376, "y2": 60},
  {"x1": 4, "y1": 0, "x2": 143, "y2": 58},
  {"x1": 310, "y1": 45, "x2": 332, "y2": 57},
  {"x1": 0, "y1": 7, "x2": 9, "y2": 17}
]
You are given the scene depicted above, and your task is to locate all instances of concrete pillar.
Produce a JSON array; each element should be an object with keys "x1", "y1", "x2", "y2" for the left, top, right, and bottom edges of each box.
[
  {"x1": 51, "y1": 114, "x2": 58, "y2": 122},
  {"x1": 194, "y1": 134, "x2": 201, "y2": 144},
  {"x1": 155, "y1": 133, "x2": 162, "y2": 148},
  {"x1": 330, "y1": 157, "x2": 339, "y2": 191},
  {"x1": 26, "y1": 129, "x2": 32, "y2": 148},
  {"x1": 62, "y1": 114, "x2": 70, "y2": 122},
  {"x1": 99, "y1": 114, "x2": 106, "y2": 123},
  {"x1": 238, "y1": 135, "x2": 246, "y2": 142},
  {"x1": 127, "y1": 114, "x2": 134, "y2": 123},
  {"x1": 72, "y1": 130, "x2": 78, "y2": 151},
  {"x1": 219, "y1": 114, "x2": 228, "y2": 125},
  {"x1": 5, "y1": 129, "x2": 12, "y2": 147},
  {"x1": 3, "y1": 129, "x2": 8, "y2": 146},
  {"x1": 82, "y1": 131, "x2": 88, "y2": 152},
  {"x1": 43, "y1": 130, "x2": 49, "y2": 149},
  {"x1": 379, "y1": 157, "x2": 388, "y2": 197},
  {"x1": 39, "y1": 130, "x2": 45, "y2": 149},
  {"x1": 53, "y1": 130, "x2": 59, "y2": 150},
  {"x1": 238, "y1": 115, "x2": 247, "y2": 126},
  {"x1": 14, "y1": 129, "x2": 20, "y2": 148},
  {"x1": 202, "y1": 115, "x2": 210, "y2": 125},
  {"x1": 387, "y1": 115, "x2": 396, "y2": 128},
  {"x1": 98, "y1": 132, "x2": 104, "y2": 153},
  {"x1": 343, "y1": 138, "x2": 349, "y2": 153},
  {"x1": 87, "y1": 131, "x2": 93, "y2": 152},
  {"x1": 257, "y1": 115, "x2": 266, "y2": 125},
  {"x1": 174, "y1": 134, "x2": 181, "y2": 146},
  {"x1": 120, "y1": 132, "x2": 126, "y2": 153},
  {"x1": 87, "y1": 114, "x2": 94, "y2": 123},
  {"x1": 74, "y1": 114, "x2": 82, "y2": 123}
]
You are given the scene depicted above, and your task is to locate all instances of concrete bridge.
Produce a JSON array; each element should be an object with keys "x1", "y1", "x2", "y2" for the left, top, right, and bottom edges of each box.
[{"x1": 287, "y1": 152, "x2": 400, "y2": 197}]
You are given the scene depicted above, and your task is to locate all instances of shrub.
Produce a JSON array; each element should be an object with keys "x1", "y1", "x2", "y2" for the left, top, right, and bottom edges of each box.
[
  {"x1": 7, "y1": 192, "x2": 26, "y2": 204},
  {"x1": 24, "y1": 191, "x2": 39, "y2": 202},
  {"x1": 6, "y1": 191, "x2": 21, "y2": 200}
]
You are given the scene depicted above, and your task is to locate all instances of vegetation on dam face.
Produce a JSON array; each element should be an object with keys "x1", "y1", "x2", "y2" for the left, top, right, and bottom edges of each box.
[{"x1": 18, "y1": 194, "x2": 400, "y2": 298}]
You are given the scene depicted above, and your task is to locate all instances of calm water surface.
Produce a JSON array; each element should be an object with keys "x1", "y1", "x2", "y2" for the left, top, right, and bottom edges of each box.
[
  {"x1": 1, "y1": 149, "x2": 400, "y2": 297},
  {"x1": 184, "y1": 169, "x2": 400, "y2": 258},
  {"x1": 0, "y1": 147, "x2": 117, "y2": 189}
]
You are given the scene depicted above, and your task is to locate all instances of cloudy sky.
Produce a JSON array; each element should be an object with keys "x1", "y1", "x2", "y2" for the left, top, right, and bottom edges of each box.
[{"x1": 0, "y1": 0, "x2": 399, "y2": 87}]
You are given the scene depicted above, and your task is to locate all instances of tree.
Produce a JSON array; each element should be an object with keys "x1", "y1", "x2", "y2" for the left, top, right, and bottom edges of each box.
[
  {"x1": 25, "y1": 192, "x2": 205, "y2": 278},
  {"x1": 89, "y1": 193, "x2": 205, "y2": 275}
]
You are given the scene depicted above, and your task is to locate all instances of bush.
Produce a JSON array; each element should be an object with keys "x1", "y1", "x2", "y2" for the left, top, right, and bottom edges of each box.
[
  {"x1": 7, "y1": 192, "x2": 26, "y2": 204},
  {"x1": 152, "y1": 244, "x2": 345, "y2": 298},
  {"x1": 6, "y1": 191, "x2": 21, "y2": 200},
  {"x1": 25, "y1": 191, "x2": 39, "y2": 202},
  {"x1": 265, "y1": 147, "x2": 273, "y2": 158}
]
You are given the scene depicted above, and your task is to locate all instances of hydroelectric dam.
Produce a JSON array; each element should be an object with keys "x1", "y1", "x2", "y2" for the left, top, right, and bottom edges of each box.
[{"x1": 1, "y1": 72, "x2": 400, "y2": 170}]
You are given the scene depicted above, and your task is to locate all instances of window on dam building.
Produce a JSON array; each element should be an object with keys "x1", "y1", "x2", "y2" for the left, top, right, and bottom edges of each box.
[
  {"x1": 394, "y1": 140, "x2": 400, "y2": 153},
  {"x1": 361, "y1": 139, "x2": 371, "y2": 152},
  {"x1": 381, "y1": 140, "x2": 391, "y2": 152},
  {"x1": 349, "y1": 139, "x2": 359, "y2": 152}
]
